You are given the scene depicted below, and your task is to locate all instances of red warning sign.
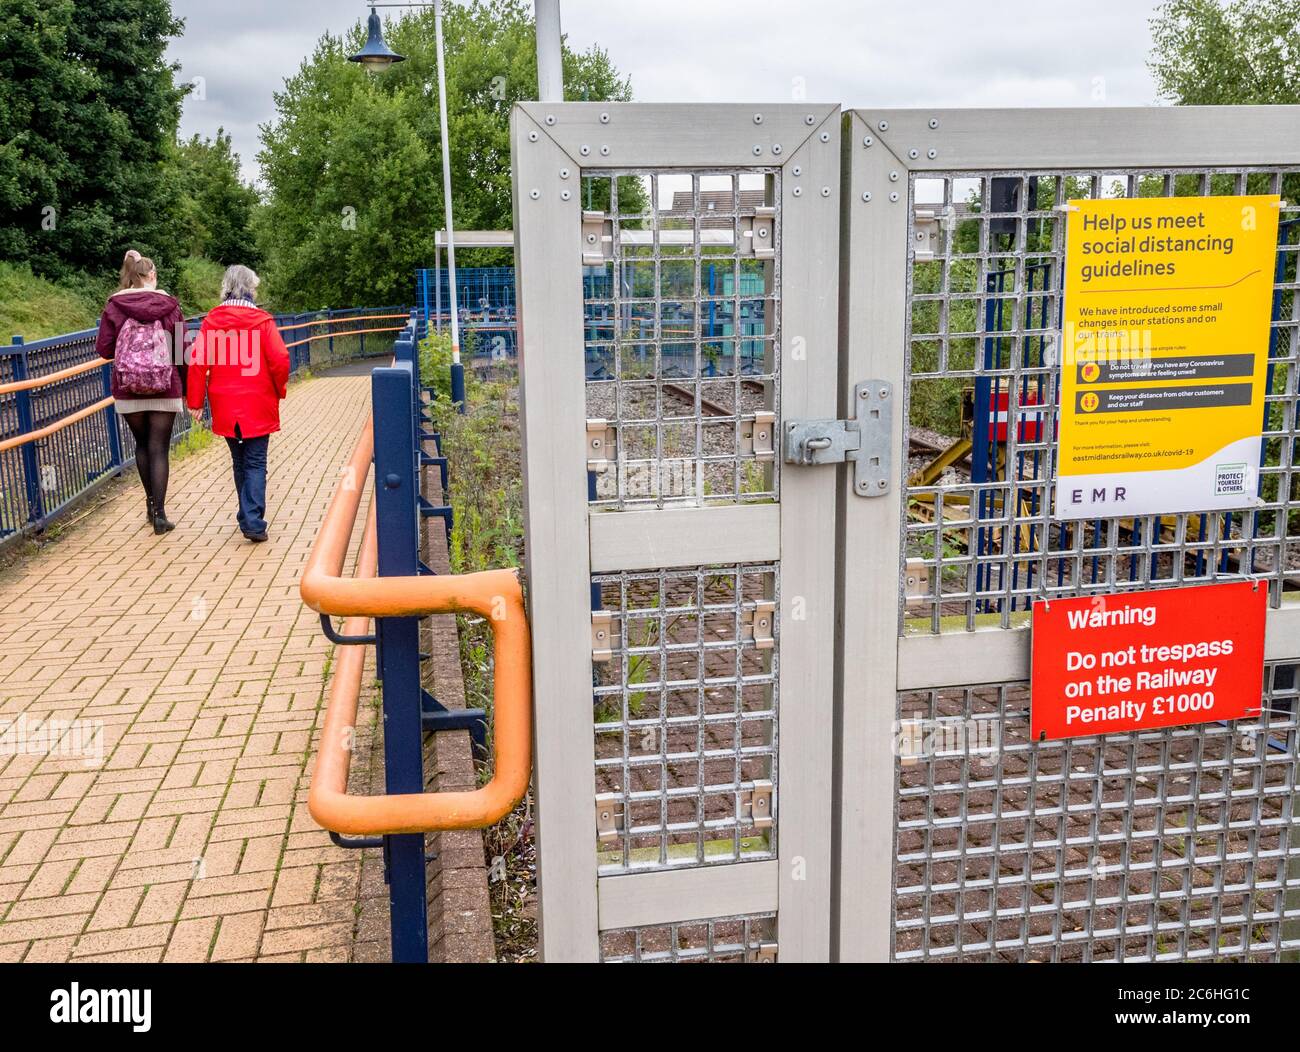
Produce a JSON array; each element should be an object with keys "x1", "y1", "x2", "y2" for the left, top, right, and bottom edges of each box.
[{"x1": 1030, "y1": 581, "x2": 1267, "y2": 741}]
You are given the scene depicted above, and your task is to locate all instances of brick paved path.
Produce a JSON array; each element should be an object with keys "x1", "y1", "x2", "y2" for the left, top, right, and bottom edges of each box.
[{"x1": 0, "y1": 374, "x2": 389, "y2": 962}]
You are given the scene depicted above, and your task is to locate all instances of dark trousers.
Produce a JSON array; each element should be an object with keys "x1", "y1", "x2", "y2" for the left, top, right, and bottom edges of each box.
[{"x1": 225, "y1": 434, "x2": 269, "y2": 535}]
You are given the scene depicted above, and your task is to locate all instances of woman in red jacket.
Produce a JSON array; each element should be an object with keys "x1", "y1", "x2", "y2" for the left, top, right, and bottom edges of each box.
[
  {"x1": 96, "y1": 250, "x2": 186, "y2": 534},
  {"x1": 187, "y1": 265, "x2": 290, "y2": 543}
]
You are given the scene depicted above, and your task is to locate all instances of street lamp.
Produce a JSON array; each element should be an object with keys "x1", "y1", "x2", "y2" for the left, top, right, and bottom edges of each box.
[
  {"x1": 346, "y1": 2, "x2": 464, "y2": 407},
  {"x1": 347, "y1": 7, "x2": 407, "y2": 73}
]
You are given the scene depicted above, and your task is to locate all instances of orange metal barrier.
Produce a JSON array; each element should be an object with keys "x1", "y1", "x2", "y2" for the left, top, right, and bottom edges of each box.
[
  {"x1": 0, "y1": 396, "x2": 114, "y2": 453},
  {"x1": 301, "y1": 423, "x2": 532, "y2": 835},
  {"x1": 0, "y1": 357, "x2": 104, "y2": 396}
]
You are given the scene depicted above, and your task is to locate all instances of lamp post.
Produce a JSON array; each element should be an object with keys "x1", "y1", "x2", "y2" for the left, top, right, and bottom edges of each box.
[{"x1": 347, "y1": 1, "x2": 465, "y2": 408}]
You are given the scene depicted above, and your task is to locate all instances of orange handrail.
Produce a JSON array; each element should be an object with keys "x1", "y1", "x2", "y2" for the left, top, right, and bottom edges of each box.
[
  {"x1": 0, "y1": 396, "x2": 114, "y2": 453},
  {"x1": 0, "y1": 357, "x2": 105, "y2": 396},
  {"x1": 301, "y1": 423, "x2": 532, "y2": 835},
  {"x1": 282, "y1": 325, "x2": 406, "y2": 350}
]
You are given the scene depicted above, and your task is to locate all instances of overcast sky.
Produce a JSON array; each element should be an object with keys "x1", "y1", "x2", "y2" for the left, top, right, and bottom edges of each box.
[{"x1": 168, "y1": 0, "x2": 1167, "y2": 186}]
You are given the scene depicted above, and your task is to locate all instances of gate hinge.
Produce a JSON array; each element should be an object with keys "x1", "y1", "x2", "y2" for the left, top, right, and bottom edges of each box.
[
  {"x1": 595, "y1": 794, "x2": 622, "y2": 842},
  {"x1": 582, "y1": 210, "x2": 613, "y2": 265},
  {"x1": 747, "y1": 941, "x2": 778, "y2": 963},
  {"x1": 783, "y1": 380, "x2": 892, "y2": 497},
  {"x1": 912, "y1": 205, "x2": 954, "y2": 262},
  {"x1": 740, "y1": 410, "x2": 776, "y2": 461},
  {"x1": 586, "y1": 418, "x2": 616, "y2": 473},
  {"x1": 591, "y1": 610, "x2": 619, "y2": 662},
  {"x1": 741, "y1": 600, "x2": 775, "y2": 649},
  {"x1": 739, "y1": 205, "x2": 776, "y2": 259},
  {"x1": 739, "y1": 779, "x2": 774, "y2": 829}
]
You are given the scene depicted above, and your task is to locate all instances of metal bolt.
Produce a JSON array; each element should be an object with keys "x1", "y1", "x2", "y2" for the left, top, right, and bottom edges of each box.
[
  {"x1": 908, "y1": 148, "x2": 919, "y2": 159},
  {"x1": 753, "y1": 113, "x2": 763, "y2": 124},
  {"x1": 820, "y1": 186, "x2": 830, "y2": 197},
  {"x1": 889, "y1": 171, "x2": 899, "y2": 182},
  {"x1": 585, "y1": 233, "x2": 597, "y2": 245},
  {"x1": 527, "y1": 131, "x2": 538, "y2": 142},
  {"x1": 561, "y1": 189, "x2": 571, "y2": 200},
  {"x1": 858, "y1": 480, "x2": 868, "y2": 490},
  {"x1": 752, "y1": 145, "x2": 762, "y2": 156},
  {"x1": 890, "y1": 191, "x2": 899, "y2": 202},
  {"x1": 599, "y1": 145, "x2": 609, "y2": 155},
  {"x1": 792, "y1": 186, "x2": 802, "y2": 197},
  {"x1": 792, "y1": 165, "x2": 802, "y2": 176},
  {"x1": 757, "y1": 228, "x2": 769, "y2": 239},
  {"x1": 545, "y1": 114, "x2": 555, "y2": 125},
  {"x1": 863, "y1": 136, "x2": 873, "y2": 147},
  {"x1": 879, "y1": 387, "x2": 889, "y2": 398},
  {"x1": 559, "y1": 167, "x2": 570, "y2": 178},
  {"x1": 600, "y1": 111, "x2": 610, "y2": 123},
  {"x1": 529, "y1": 188, "x2": 540, "y2": 200},
  {"x1": 384, "y1": 473, "x2": 401, "y2": 489},
  {"x1": 927, "y1": 148, "x2": 937, "y2": 159},
  {"x1": 772, "y1": 143, "x2": 782, "y2": 155},
  {"x1": 878, "y1": 119, "x2": 889, "y2": 131},
  {"x1": 928, "y1": 117, "x2": 939, "y2": 129},
  {"x1": 819, "y1": 131, "x2": 830, "y2": 142},
  {"x1": 862, "y1": 191, "x2": 872, "y2": 202},
  {"x1": 805, "y1": 114, "x2": 815, "y2": 125},
  {"x1": 877, "y1": 478, "x2": 887, "y2": 489}
]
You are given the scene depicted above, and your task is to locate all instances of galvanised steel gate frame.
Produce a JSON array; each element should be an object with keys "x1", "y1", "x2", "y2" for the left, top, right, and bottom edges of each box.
[
  {"x1": 514, "y1": 102, "x2": 841, "y2": 961},
  {"x1": 838, "y1": 106, "x2": 1300, "y2": 962}
]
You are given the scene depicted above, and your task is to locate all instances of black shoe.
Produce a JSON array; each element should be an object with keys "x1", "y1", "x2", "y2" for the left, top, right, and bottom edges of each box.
[
  {"x1": 242, "y1": 529, "x2": 268, "y2": 543},
  {"x1": 145, "y1": 496, "x2": 155, "y2": 524},
  {"x1": 152, "y1": 513, "x2": 175, "y2": 535}
]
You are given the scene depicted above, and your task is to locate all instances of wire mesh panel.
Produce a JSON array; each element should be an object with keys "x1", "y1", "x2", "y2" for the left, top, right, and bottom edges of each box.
[
  {"x1": 584, "y1": 169, "x2": 780, "y2": 509},
  {"x1": 903, "y1": 167, "x2": 1300, "y2": 633},
  {"x1": 892, "y1": 662, "x2": 1300, "y2": 962},
  {"x1": 600, "y1": 912, "x2": 777, "y2": 962},
  {"x1": 592, "y1": 564, "x2": 778, "y2": 872}
]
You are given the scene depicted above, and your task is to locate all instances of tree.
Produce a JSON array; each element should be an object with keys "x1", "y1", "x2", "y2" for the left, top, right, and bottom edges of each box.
[
  {"x1": 1149, "y1": 0, "x2": 1300, "y2": 104},
  {"x1": 0, "y1": 0, "x2": 187, "y2": 278},
  {"x1": 257, "y1": 0, "x2": 638, "y2": 309},
  {"x1": 173, "y1": 131, "x2": 262, "y2": 265}
]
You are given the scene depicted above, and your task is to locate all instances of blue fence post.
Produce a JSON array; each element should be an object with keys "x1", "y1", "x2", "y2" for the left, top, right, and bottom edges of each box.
[
  {"x1": 372, "y1": 363, "x2": 429, "y2": 964},
  {"x1": 101, "y1": 358, "x2": 123, "y2": 473},
  {"x1": 10, "y1": 336, "x2": 45, "y2": 525}
]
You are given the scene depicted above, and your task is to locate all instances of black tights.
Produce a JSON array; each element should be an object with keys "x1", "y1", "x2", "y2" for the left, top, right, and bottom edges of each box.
[{"x1": 122, "y1": 411, "x2": 176, "y2": 513}]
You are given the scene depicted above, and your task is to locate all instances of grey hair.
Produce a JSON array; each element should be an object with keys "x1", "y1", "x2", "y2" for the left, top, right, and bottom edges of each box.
[{"x1": 220, "y1": 264, "x2": 260, "y2": 302}]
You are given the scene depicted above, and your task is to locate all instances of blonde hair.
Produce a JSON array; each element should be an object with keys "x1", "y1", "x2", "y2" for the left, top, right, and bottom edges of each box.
[{"x1": 118, "y1": 250, "x2": 156, "y2": 290}]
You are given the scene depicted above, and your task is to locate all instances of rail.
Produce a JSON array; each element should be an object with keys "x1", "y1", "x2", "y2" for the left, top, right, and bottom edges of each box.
[{"x1": 300, "y1": 420, "x2": 532, "y2": 834}]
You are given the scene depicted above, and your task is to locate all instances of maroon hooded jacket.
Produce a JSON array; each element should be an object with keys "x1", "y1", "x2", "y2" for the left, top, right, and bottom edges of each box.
[
  {"x1": 95, "y1": 289, "x2": 186, "y2": 400},
  {"x1": 187, "y1": 302, "x2": 290, "y2": 440}
]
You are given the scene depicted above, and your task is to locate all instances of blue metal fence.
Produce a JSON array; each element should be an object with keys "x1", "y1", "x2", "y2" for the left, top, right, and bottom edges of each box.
[
  {"x1": 323, "y1": 323, "x2": 476, "y2": 963},
  {"x1": 0, "y1": 304, "x2": 413, "y2": 544},
  {"x1": 416, "y1": 263, "x2": 768, "y2": 371}
]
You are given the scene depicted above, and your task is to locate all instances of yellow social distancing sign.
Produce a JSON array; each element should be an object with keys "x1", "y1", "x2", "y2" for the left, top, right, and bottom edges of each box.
[{"x1": 1056, "y1": 194, "x2": 1280, "y2": 519}]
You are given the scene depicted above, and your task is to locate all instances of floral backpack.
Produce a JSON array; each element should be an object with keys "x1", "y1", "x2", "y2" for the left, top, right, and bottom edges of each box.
[{"x1": 114, "y1": 318, "x2": 173, "y2": 396}]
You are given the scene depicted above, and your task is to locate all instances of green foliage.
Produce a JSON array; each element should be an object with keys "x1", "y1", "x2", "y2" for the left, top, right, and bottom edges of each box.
[
  {"x1": 257, "y1": 0, "x2": 638, "y2": 309},
  {"x1": 0, "y1": 0, "x2": 187, "y2": 278},
  {"x1": 172, "y1": 131, "x2": 262, "y2": 266},
  {"x1": 171, "y1": 255, "x2": 226, "y2": 316},
  {"x1": 0, "y1": 262, "x2": 108, "y2": 339},
  {"x1": 1150, "y1": 0, "x2": 1300, "y2": 104}
]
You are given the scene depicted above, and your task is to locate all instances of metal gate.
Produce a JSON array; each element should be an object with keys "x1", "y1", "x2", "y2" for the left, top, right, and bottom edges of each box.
[
  {"x1": 836, "y1": 106, "x2": 1300, "y2": 962},
  {"x1": 514, "y1": 103, "x2": 842, "y2": 960}
]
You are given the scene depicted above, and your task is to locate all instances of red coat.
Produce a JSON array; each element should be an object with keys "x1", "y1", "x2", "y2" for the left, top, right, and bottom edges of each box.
[{"x1": 187, "y1": 303, "x2": 290, "y2": 439}]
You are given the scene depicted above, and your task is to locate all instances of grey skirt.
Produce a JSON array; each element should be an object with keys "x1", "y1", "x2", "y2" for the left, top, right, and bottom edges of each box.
[{"x1": 114, "y1": 397, "x2": 184, "y2": 414}]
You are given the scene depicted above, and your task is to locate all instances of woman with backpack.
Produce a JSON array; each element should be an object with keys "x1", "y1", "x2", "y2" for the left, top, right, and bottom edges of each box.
[{"x1": 95, "y1": 251, "x2": 186, "y2": 535}]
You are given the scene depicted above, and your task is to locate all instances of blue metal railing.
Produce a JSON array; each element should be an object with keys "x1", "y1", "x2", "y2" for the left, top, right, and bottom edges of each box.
[
  {"x1": 0, "y1": 304, "x2": 414, "y2": 544},
  {"x1": 322, "y1": 322, "x2": 480, "y2": 963}
]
